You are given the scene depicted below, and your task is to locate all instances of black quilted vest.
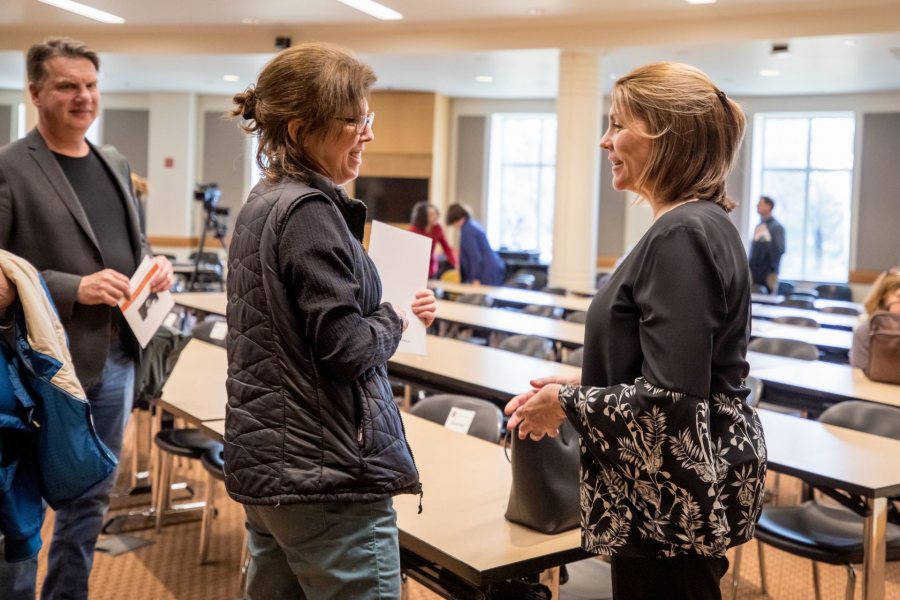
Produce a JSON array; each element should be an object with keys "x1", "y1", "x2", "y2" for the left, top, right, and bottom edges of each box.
[{"x1": 223, "y1": 176, "x2": 421, "y2": 504}]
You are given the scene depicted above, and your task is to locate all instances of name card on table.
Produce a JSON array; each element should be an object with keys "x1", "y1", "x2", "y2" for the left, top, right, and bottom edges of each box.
[{"x1": 444, "y1": 407, "x2": 476, "y2": 435}]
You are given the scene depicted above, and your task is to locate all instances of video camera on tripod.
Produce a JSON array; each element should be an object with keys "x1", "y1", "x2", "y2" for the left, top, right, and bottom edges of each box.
[
  {"x1": 187, "y1": 183, "x2": 230, "y2": 291},
  {"x1": 194, "y1": 183, "x2": 230, "y2": 240}
]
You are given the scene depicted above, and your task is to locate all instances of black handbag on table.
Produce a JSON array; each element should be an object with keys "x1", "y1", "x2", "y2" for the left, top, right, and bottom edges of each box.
[{"x1": 504, "y1": 420, "x2": 581, "y2": 534}]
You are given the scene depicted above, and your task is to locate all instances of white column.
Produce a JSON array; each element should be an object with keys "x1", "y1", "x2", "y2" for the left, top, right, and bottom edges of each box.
[
  {"x1": 146, "y1": 92, "x2": 197, "y2": 238},
  {"x1": 549, "y1": 51, "x2": 603, "y2": 291},
  {"x1": 24, "y1": 78, "x2": 38, "y2": 133}
]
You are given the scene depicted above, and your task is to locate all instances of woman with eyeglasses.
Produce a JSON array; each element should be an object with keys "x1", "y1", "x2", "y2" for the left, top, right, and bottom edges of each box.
[{"x1": 225, "y1": 43, "x2": 436, "y2": 599}]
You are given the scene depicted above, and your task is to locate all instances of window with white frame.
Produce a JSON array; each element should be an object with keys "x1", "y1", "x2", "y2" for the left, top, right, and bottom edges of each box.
[
  {"x1": 486, "y1": 113, "x2": 557, "y2": 261},
  {"x1": 750, "y1": 112, "x2": 855, "y2": 282}
]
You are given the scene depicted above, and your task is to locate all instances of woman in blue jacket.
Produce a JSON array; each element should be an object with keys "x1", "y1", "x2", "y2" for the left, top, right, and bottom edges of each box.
[{"x1": 446, "y1": 203, "x2": 506, "y2": 285}]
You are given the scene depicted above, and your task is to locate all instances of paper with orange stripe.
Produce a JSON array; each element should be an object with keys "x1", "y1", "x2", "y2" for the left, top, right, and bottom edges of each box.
[{"x1": 118, "y1": 256, "x2": 175, "y2": 348}]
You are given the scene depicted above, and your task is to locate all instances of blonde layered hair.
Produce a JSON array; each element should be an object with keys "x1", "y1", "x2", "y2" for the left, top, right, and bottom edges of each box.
[
  {"x1": 864, "y1": 271, "x2": 900, "y2": 316},
  {"x1": 232, "y1": 42, "x2": 376, "y2": 183},
  {"x1": 611, "y1": 62, "x2": 746, "y2": 211}
]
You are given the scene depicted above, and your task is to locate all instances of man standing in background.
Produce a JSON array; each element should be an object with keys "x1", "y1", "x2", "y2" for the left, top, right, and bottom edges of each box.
[
  {"x1": 749, "y1": 195, "x2": 786, "y2": 294},
  {"x1": 0, "y1": 37, "x2": 173, "y2": 599}
]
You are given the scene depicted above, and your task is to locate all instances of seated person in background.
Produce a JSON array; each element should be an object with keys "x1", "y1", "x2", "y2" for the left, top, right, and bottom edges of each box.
[
  {"x1": 445, "y1": 203, "x2": 506, "y2": 286},
  {"x1": 409, "y1": 201, "x2": 456, "y2": 278},
  {"x1": 850, "y1": 269, "x2": 900, "y2": 369}
]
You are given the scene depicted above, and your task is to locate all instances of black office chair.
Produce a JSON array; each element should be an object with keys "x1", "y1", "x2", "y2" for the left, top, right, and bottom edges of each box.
[
  {"x1": 522, "y1": 304, "x2": 564, "y2": 320},
  {"x1": 499, "y1": 334, "x2": 556, "y2": 361},
  {"x1": 449, "y1": 294, "x2": 494, "y2": 344},
  {"x1": 456, "y1": 293, "x2": 494, "y2": 307},
  {"x1": 504, "y1": 273, "x2": 537, "y2": 290},
  {"x1": 748, "y1": 337, "x2": 819, "y2": 361},
  {"x1": 542, "y1": 287, "x2": 567, "y2": 296},
  {"x1": 791, "y1": 288, "x2": 820, "y2": 300},
  {"x1": 410, "y1": 394, "x2": 504, "y2": 443},
  {"x1": 732, "y1": 402, "x2": 900, "y2": 600},
  {"x1": 820, "y1": 305, "x2": 861, "y2": 316},
  {"x1": 816, "y1": 284, "x2": 853, "y2": 302},
  {"x1": 563, "y1": 347, "x2": 584, "y2": 368},
  {"x1": 187, "y1": 251, "x2": 225, "y2": 291},
  {"x1": 772, "y1": 315, "x2": 821, "y2": 329},
  {"x1": 564, "y1": 311, "x2": 588, "y2": 324},
  {"x1": 745, "y1": 375, "x2": 764, "y2": 408},
  {"x1": 780, "y1": 298, "x2": 817, "y2": 310},
  {"x1": 777, "y1": 281, "x2": 796, "y2": 296}
]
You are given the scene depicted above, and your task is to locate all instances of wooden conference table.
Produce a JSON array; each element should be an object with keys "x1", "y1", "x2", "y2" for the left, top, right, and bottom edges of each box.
[
  {"x1": 161, "y1": 334, "x2": 900, "y2": 600},
  {"x1": 158, "y1": 340, "x2": 587, "y2": 598}
]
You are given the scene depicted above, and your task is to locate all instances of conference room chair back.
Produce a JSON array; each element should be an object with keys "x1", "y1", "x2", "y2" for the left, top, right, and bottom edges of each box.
[
  {"x1": 745, "y1": 375, "x2": 764, "y2": 408},
  {"x1": 498, "y1": 334, "x2": 556, "y2": 361},
  {"x1": 748, "y1": 337, "x2": 820, "y2": 361},
  {"x1": 456, "y1": 293, "x2": 495, "y2": 307},
  {"x1": 542, "y1": 287, "x2": 568, "y2": 296},
  {"x1": 563, "y1": 347, "x2": 584, "y2": 368},
  {"x1": 410, "y1": 394, "x2": 504, "y2": 443},
  {"x1": 733, "y1": 401, "x2": 900, "y2": 600},
  {"x1": 780, "y1": 298, "x2": 817, "y2": 310},
  {"x1": 522, "y1": 304, "x2": 565, "y2": 320},
  {"x1": 190, "y1": 318, "x2": 228, "y2": 349},
  {"x1": 772, "y1": 316, "x2": 821, "y2": 329},
  {"x1": 564, "y1": 311, "x2": 588, "y2": 324},
  {"x1": 820, "y1": 305, "x2": 861, "y2": 316},
  {"x1": 504, "y1": 273, "x2": 537, "y2": 290},
  {"x1": 778, "y1": 281, "x2": 796, "y2": 296},
  {"x1": 815, "y1": 284, "x2": 854, "y2": 302}
]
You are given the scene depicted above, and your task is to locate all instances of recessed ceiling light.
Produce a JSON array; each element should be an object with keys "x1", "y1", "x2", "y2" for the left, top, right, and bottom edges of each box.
[
  {"x1": 685, "y1": 0, "x2": 717, "y2": 4},
  {"x1": 759, "y1": 69, "x2": 780, "y2": 77},
  {"x1": 334, "y1": 0, "x2": 402, "y2": 20},
  {"x1": 528, "y1": 8, "x2": 546, "y2": 16},
  {"x1": 843, "y1": 39, "x2": 857, "y2": 47},
  {"x1": 223, "y1": 75, "x2": 240, "y2": 82},
  {"x1": 241, "y1": 17, "x2": 260, "y2": 25},
  {"x1": 36, "y1": 0, "x2": 125, "y2": 24},
  {"x1": 475, "y1": 75, "x2": 493, "y2": 83}
]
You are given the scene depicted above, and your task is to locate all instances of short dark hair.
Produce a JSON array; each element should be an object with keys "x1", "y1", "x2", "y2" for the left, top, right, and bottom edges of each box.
[
  {"x1": 445, "y1": 203, "x2": 471, "y2": 226},
  {"x1": 27, "y1": 37, "x2": 100, "y2": 85},
  {"x1": 759, "y1": 195, "x2": 775, "y2": 209}
]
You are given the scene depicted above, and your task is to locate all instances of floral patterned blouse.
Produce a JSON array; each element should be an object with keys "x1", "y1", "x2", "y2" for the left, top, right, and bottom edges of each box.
[{"x1": 558, "y1": 200, "x2": 767, "y2": 559}]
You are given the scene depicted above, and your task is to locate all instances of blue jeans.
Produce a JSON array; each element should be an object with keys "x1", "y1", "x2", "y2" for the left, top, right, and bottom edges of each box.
[
  {"x1": 243, "y1": 498, "x2": 401, "y2": 600},
  {"x1": 0, "y1": 341, "x2": 135, "y2": 600}
]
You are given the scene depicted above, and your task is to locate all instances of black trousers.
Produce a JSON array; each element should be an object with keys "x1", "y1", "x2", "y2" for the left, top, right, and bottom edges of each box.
[{"x1": 610, "y1": 554, "x2": 729, "y2": 600}]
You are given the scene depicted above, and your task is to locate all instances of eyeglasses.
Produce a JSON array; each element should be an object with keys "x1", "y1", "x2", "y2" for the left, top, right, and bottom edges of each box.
[{"x1": 333, "y1": 112, "x2": 375, "y2": 133}]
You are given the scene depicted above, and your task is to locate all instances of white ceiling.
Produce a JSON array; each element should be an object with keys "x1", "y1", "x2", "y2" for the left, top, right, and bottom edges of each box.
[{"x1": 0, "y1": 0, "x2": 899, "y2": 98}]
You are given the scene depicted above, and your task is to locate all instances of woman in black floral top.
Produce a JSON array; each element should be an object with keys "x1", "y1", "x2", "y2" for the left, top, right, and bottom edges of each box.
[{"x1": 505, "y1": 63, "x2": 766, "y2": 600}]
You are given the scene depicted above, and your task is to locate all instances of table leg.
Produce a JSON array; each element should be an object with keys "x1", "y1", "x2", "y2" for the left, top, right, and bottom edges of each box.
[
  {"x1": 861, "y1": 497, "x2": 887, "y2": 600},
  {"x1": 540, "y1": 566, "x2": 560, "y2": 599}
]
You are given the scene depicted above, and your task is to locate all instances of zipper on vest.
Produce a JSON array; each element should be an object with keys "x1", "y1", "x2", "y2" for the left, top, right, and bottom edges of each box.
[
  {"x1": 357, "y1": 424, "x2": 368, "y2": 471},
  {"x1": 396, "y1": 412, "x2": 424, "y2": 512}
]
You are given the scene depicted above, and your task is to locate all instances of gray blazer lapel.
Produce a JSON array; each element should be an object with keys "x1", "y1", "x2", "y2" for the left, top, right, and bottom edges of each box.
[{"x1": 25, "y1": 129, "x2": 101, "y2": 252}]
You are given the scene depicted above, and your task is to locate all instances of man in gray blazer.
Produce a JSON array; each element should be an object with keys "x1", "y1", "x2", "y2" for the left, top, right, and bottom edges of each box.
[{"x1": 0, "y1": 38, "x2": 173, "y2": 600}]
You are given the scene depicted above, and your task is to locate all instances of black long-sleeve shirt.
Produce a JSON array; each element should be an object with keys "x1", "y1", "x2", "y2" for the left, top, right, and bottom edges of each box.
[{"x1": 559, "y1": 200, "x2": 767, "y2": 559}]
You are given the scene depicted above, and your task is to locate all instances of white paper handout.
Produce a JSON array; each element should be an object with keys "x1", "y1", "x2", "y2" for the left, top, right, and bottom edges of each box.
[
  {"x1": 118, "y1": 256, "x2": 176, "y2": 348},
  {"x1": 367, "y1": 220, "x2": 431, "y2": 356}
]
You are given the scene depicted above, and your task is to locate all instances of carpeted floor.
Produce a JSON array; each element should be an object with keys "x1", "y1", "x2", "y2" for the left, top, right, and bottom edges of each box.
[{"x1": 32, "y1": 421, "x2": 900, "y2": 600}]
